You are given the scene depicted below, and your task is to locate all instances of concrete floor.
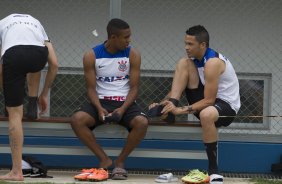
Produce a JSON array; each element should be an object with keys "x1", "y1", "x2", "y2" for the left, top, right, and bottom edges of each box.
[{"x1": 0, "y1": 169, "x2": 255, "y2": 184}]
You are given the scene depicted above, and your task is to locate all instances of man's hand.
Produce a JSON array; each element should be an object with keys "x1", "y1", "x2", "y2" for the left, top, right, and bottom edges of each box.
[
  {"x1": 98, "y1": 107, "x2": 109, "y2": 122},
  {"x1": 109, "y1": 107, "x2": 125, "y2": 122},
  {"x1": 38, "y1": 94, "x2": 48, "y2": 116},
  {"x1": 148, "y1": 102, "x2": 159, "y2": 110},
  {"x1": 161, "y1": 100, "x2": 194, "y2": 115}
]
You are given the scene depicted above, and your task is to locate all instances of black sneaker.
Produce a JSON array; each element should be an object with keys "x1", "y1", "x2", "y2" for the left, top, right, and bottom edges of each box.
[
  {"x1": 147, "y1": 104, "x2": 175, "y2": 123},
  {"x1": 22, "y1": 169, "x2": 32, "y2": 177},
  {"x1": 147, "y1": 105, "x2": 164, "y2": 117},
  {"x1": 26, "y1": 96, "x2": 38, "y2": 120}
]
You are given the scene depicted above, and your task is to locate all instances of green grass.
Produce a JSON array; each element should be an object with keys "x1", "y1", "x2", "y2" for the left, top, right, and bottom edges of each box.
[
  {"x1": 250, "y1": 178, "x2": 282, "y2": 184},
  {"x1": 0, "y1": 182, "x2": 75, "y2": 184}
]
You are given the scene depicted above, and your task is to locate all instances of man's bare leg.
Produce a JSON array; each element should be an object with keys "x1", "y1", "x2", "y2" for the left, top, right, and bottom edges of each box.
[
  {"x1": 114, "y1": 116, "x2": 148, "y2": 168},
  {"x1": 0, "y1": 105, "x2": 24, "y2": 181},
  {"x1": 71, "y1": 112, "x2": 113, "y2": 168},
  {"x1": 170, "y1": 58, "x2": 199, "y2": 100},
  {"x1": 200, "y1": 106, "x2": 220, "y2": 174}
]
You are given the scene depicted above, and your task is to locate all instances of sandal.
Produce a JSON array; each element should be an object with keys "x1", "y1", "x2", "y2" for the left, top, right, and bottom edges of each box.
[
  {"x1": 155, "y1": 173, "x2": 178, "y2": 183},
  {"x1": 111, "y1": 167, "x2": 128, "y2": 180}
]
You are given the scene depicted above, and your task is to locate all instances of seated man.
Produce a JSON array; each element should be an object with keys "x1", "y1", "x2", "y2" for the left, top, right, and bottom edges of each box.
[
  {"x1": 149, "y1": 25, "x2": 241, "y2": 184},
  {"x1": 70, "y1": 18, "x2": 148, "y2": 181}
]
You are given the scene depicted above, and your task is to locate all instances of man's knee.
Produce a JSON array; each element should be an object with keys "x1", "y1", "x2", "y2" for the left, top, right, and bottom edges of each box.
[
  {"x1": 131, "y1": 116, "x2": 149, "y2": 131},
  {"x1": 176, "y1": 58, "x2": 189, "y2": 71},
  {"x1": 199, "y1": 108, "x2": 218, "y2": 127},
  {"x1": 70, "y1": 111, "x2": 92, "y2": 129}
]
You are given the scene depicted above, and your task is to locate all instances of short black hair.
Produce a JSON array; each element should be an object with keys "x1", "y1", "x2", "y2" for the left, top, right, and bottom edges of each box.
[
  {"x1": 107, "y1": 18, "x2": 130, "y2": 38},
  {"x1": 186, "y1": 25, "x2": 209, "y2": 47}
]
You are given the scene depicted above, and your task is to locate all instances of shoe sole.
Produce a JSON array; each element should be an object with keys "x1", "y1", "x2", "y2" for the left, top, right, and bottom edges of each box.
[
  {"x1": 182, "y1": 182, "x2": 209, "y2": 184},
  {"x1": 88, "y1": 178, "x2": 108, "y2": 182},
  {"x1": 182, "y1": 178, "x2": 209, "y2": 184}
]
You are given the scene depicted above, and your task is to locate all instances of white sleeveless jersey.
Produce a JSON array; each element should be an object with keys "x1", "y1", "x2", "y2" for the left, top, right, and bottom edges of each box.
[
  {"x1": 0, "y1": 13, "x2": 49, "y2": 57},
  {"x1": 192, "y1": 48, "x2": 241, "y2": 113},
  {"x1": 93, "y1": 43, "x2": 131, "y2": 101}
]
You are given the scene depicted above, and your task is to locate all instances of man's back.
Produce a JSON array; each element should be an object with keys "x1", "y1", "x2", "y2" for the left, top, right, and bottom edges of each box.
[{"x1": 0, "y1": 13, "x2": 48, "y2": 57}]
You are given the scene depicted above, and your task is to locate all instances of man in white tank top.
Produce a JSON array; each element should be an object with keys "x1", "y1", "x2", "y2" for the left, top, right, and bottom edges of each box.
[
  {"x1": 149, "y1": 25, "x2": 240, "y2": 184},
  {"x1": 71, "y1": 18, "x2": 148, "y2": 181},
  {"x1": 0, "y1": 14, "x2": 58, "y2": 181}
]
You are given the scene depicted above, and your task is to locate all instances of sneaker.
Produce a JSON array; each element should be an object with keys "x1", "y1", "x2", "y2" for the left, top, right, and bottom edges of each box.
[
  {"x1": 87, "y1": 168, "x2": 108, "y2": 181},
  {"x1": 26, "y1": 96, "x2": 38, "y2": 120},
  {"x1": 181, "y1": 169, "x2": 209, "y2": 184},
  {"x1": 22, "y1": 169, "x2": 32, "y2": 177},
  {"x1": 74, "y1": 168, "x2": 96, "y2": 181},
  {"x1": 155, "y1": 173, "x2": 178, "y2": 183},
  {"x1": 209, "y1": 174, "x2": 223, "y2": 184}
]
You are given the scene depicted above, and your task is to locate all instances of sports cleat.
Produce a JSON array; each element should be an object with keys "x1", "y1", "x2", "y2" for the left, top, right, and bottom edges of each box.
[
  {"x1": 181, "y1": 169, "x2": 209, "y2": 184},
  {"x1": 87, "y1": 168, "x2": 108, "y2": 181},
  {"x1": 209, "y1": 174, "x2": 223, "y2": 184},
  {"x1": 74, "y1": 168, "x2": 96, "y2": 181}
]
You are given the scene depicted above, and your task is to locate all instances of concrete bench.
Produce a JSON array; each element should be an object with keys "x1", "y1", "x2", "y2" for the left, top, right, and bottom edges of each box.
[{"x1": 0, "y1": 116, "x2": 206, "y2": 170}]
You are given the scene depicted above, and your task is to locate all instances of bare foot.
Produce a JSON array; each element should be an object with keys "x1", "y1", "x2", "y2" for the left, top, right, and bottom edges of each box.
[
  {"x1": 0, "y1": 171, "x2": 24, "y2": 181},
  {"x1": 114, "y1": 159, "x2": 125, "y2": 168},
  {"x1": 99, "y1": 157, "x2": 113, "y2": 168}
]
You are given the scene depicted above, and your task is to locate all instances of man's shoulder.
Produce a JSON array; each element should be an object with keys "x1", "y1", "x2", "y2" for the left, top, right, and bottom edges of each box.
[
  {"x1": 83, "y1": 49, "x2": 95, "y2": 61},
  {"x1": 129, "y1": 47, "x2": 140, "y2": 56}
]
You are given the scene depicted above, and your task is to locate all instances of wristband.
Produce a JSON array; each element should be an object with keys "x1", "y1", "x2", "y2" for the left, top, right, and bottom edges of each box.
[{"x1": 168, "y1": 98, "x2": 179, "y2": 106}]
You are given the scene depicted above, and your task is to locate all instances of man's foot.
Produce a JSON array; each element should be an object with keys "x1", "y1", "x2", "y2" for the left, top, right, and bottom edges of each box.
[
  {"x1": 26, "y1": 96, "x2": 38, "y2": 120},
  {"x1": 0, "y1": 171, "x2": 24, "y2": 181},
  {"x1": 209, "y1": 174, "x2": 223, "y2": 184},
  {"x1": 99, "y1": 157, "x2": 113, "y2": 169},
  {"x1": 114, "y1": 159, "x2": 125, "y2": 169}
]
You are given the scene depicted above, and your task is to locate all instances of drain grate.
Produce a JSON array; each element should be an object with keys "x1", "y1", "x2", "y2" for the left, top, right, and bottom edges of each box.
[
  {"x1": 12, "y1": 168, "x2": 281, "y2": 180},
  {"x1": 222, "y1": 172, "x2": 282, "y2": 180},
  {"x1": 127, "y1": 169, "x2": 282, "y2": 180}
]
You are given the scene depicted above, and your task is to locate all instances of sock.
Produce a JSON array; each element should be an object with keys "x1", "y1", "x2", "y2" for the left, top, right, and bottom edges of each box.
[
  {"x1": 26, "y1": 96, "x2": 38, "y2": 119},
  {"x1": 204, "y1": 142, "x2": 218, "y2": 175}
]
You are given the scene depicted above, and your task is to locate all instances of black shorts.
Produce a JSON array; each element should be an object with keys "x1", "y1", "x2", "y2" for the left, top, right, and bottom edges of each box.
[
  {"x1": 185, "y1": 82, "x2": 236, "y2": 127},
  {"x1": 3, "y1": 45, "x2": 48, "y2": 107},
  {"x1": 76, "y1": 99, "x2": 148, "y2": 131}
]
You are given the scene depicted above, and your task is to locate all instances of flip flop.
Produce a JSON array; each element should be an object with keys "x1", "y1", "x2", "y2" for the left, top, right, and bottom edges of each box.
[
  {"x1": 111, "y1": 167, "x2": 128, "y2": 180},
  {"x1": 155, "y1": 173, "x2": 178, "y2": 183}
]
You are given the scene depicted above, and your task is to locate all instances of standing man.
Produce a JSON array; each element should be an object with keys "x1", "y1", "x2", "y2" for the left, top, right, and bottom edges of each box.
[
  {"x1": 0, "y1": 13, "x2": 58, "y2": 181},
  {"x1": 71, "y1": 18, "x2": 148, "y2": 181},
  {"x1": 149, "y1": 25, "x2": 240, "y2": 184}
]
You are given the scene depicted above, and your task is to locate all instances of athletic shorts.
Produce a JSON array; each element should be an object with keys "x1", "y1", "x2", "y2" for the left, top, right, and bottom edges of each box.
[
  {"x1": 185, "y1": 82, "x2": 236, "y2": 127},
  {"x1": 76, "y1": 99, "x2": 148, "y2": 131},
  {"x1": 2, "y1": 45, "x2": 48, "y2": 107}
]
